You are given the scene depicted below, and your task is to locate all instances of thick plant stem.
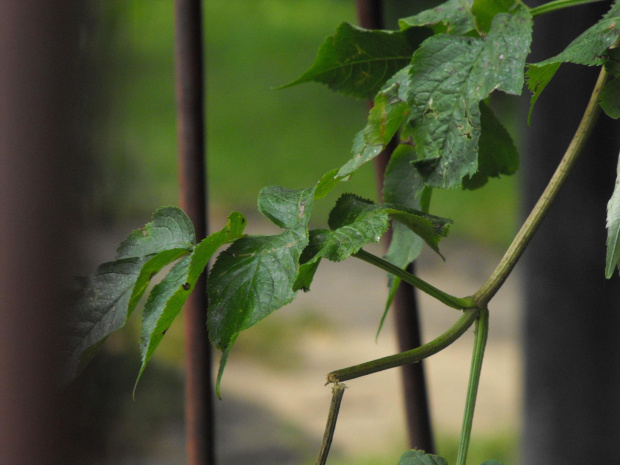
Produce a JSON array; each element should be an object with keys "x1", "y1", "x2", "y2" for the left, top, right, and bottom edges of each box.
[
  {"x1": 456, "y1": 308, "x2": 489, "y2": 465},
  {"x1": 529, "y1": 0, "x2": 605, "y2": 17},
  {"x1": 316, "y1": 383, "x2": 346, "y2": 465},
  {"x1": 328, "y1": 308, "x2": 480, "y2": 383},
  {"x1": 474, "y1": 66, "x2": 609, "y2": 307},
  {"x1": 354, "y1": 249, "x2": 476, "y2": 310}
]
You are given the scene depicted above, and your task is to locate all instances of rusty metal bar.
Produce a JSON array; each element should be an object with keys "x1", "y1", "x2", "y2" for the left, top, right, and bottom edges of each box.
[
  {"x1": 355, "y1": 0, "x2": 436, "y2": 453},
  {"x1": 173, "y1": 1, "x2": 215, "y2": 464}
]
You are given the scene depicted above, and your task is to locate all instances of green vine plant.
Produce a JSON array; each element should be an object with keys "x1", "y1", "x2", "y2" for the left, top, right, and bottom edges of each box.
[{"x1": 64, "y1": 0, "x2": 620, "y2": 463}]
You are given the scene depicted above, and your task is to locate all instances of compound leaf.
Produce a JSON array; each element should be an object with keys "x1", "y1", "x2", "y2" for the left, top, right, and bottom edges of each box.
[
  {"x1": 281, "y1": 22, "x2": 422, "y2": 99},
  {"x1": 63, "y1": 206, "x2": 196, "y2": 382},
  {"x1": 396, "y1": 449, "x2": 449, "y2": 465},
  {"x1": 527, "y1": 0, "x2": 620, "y2": 120},
  {"x1": 407, "y1": 5, "x2": 532, "y2": 188},
  {"x1": 606, "y1": 153, "x2": 620, "y2": 278},
  {"x1": 135, "y1": 212, "x2": 247, "y2": 391},
  {"x1": 207, "y1": 187, "x2": 315, "y2": 398},
  {"x1": 399, "y1": 0, "x2": 475, "y2": 35}
]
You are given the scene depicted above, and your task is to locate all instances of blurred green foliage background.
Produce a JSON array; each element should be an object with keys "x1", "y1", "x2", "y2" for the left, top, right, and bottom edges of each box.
[{"x1": 95, "y1": 0, "x2": 519, "y2": 247}]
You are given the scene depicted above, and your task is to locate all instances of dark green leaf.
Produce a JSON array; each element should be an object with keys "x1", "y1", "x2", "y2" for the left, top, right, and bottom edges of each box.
[
  {"x1": 207, "y1": 187, "x2": 315, "y2": 397},
  {"x1": 280, "y1": 22, "x2": 421, "y2": 99},
  {"x1": 407, "y1": 5, "x2": 532, "y2": 188},
  {"x1": 606, "y1": 153, "x2": 620, "y2": 278},
  {"x1": 258, "y1": 185, "x2": 315, "y2": 231},
  {"x1": 396, "y1": 449, "x2": 449, "y2": 465},
  {"x1": 293, "y1": 229, "x2": 330, "y2": 292},
  {"x1": 115, "y1": 206, "x2": 195, "y2": 259},
  {"x1": 63, "y1": 207, "x2": 196, "y2": 382},
  {"x1": 399, "y1": 0, "x2": 475, "y2": 35},
  {"x1": 135, "y1": 212, "x2": 247, "y2": 390},
  {"x1": 527, "y1": 0, "x2": 620, "y2": 119},
  {"x1": 600, "y1": 76, "x2": 620, "y2": 118},
  {"x1": 462, "y1": 101, "x2": 519, "y2": 189},
  {"x1": 481, "y1": 461, "x2": 507, "y2": 465}
]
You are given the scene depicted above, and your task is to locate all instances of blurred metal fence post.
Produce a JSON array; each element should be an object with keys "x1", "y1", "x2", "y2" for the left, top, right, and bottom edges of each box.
[
  {"x1": 0, "y1": 1, "x2": 86, "y2": 463},
  {"x1": 173, "y1": 1, "x2": 215, "y2": 464},
  {"x1": 355, "y1": 0, "x2": 435, "y2": 453}
]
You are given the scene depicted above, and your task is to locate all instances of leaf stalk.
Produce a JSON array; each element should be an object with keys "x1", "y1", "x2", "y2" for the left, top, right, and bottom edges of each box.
[
  {"x1": 327, "y1": 308, "x2": 480, "y2": 383},
  {"x1": 474, "y1": 64, "x2": 609, "y2": 307},
  {"x1": 456, "y1": 307, "x2": 489, "y2": 465},
  {"x1": 528, "y1": 0, "x2": 606, "y2": 18},
  {"x1": 354, "y1": 249, "x2": 476, "y2": 310}
]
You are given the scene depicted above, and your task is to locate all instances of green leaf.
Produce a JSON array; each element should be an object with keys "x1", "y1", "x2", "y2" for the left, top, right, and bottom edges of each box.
[
  {"x1": 527, "y1": 0, "x2": 620, "y2": 119},
  {"x1": 472, "y1": 0, "x2": 517, "y2": 34},
  {"x1": 295, "y1": 194, "x2": 451, "y2": 294},
  {"x1": 481, "y1": 461, "x2": 507, "y2": 465},
  {"x1": 207, "y1": 187, "x2": 315, "y2": 398},
  {"x1": 606, "y1": 153, "x2": 620, "y2": 278},
  {"x1": 63, "y1": 207, "x2": 196, "y2": 382},
  {"x1": 293, "y1": 229, "x2": 330, "y2": 292},
  {"x1": 396, "y1": 449, "x2": 449, "y2": 465},
  {"x1": 115, "y1": 206, "x2": 195, "y2": 259},
  {"x1": 462, "y1": 101, "x2": 519, "y2": 189},
  {"x1": 280, "y1": 22, "x2": 423, "y2": 99},
  {"x1": 337, "y1": 67, "x2": 412, "y2": 180},
  {"x1": 399, "y1": 0, "x2": 475, "y2": 35},
  {"x1": 379, "y1": 145, "x2": 426, "y2": 338},
  {"x1": 407, "y1": 5, "x2": 532, "y2": 188},
  {"x1": 135, "y1": 212, "x2": 247, "y2": 391},
  {"x1": 600, "y1": 76, "x2": 620, "y2": 118}
]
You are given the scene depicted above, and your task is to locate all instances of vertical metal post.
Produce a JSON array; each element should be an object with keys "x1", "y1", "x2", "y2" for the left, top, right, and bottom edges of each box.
[
  {"x1": 355, "y1": 0, "x2": 435, "y2": 453},
  {"x1": 0, "y1": 1, "x2": 84, "y2": 463},
  {"x1": 173, "y1": 1, "x2": 215, "y2": 464}
]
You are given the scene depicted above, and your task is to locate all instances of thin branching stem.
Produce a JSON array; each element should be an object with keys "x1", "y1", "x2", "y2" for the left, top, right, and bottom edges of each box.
[
  {"x1": 354, "y1": 249, "x2": 476, "y2": 310},
  {"x1": 529, "y1": 0, "x2": 606, "y2": 17},
  {"x1": 456, "y1": 308, "x2": 489, "y2": 465},
  {"x1": 327, "y1": 308, "x2": 480, "y2": 383},
  {"x1": 316, "y1": 383, "x2": 346, "y2": 465},
  {"x1": 474, "y1": 65, "x2": 609, "y2": 307}
]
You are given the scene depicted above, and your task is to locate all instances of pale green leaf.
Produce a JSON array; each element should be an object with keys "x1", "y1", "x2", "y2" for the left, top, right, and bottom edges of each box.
[
  {"x1": 407, "y1": 5, "x2": 532, "y2": 188},
  {"x1": 280, "y1": 22, "x2": 423, "y2": 99},
  {"x1": 606, "y1": 152, "x2": 620, "y2": 278}
]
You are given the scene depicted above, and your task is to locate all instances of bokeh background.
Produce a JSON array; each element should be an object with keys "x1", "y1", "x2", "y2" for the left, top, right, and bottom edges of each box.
[{"x1": 71, "y1": 1, "x2": 522, "y2": 464}]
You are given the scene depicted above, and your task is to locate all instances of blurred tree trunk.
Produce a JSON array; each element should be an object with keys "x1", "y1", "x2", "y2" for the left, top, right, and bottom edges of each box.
[{"x1": 521, "y1": 3, "x2": 620, "y2": 463}]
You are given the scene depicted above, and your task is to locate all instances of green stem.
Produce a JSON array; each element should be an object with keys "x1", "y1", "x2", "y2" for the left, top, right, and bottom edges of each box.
[
  {"x1": 328, "y1": 308, "x2": 480, "y2": 383},
  {"x1": 354, "y1": 249, "x2": 476, "y2": 310},
  {"x1": 316, "y1": 383, "x2": 346, "y2": 465},
  {"x1": 456, "y1": 307, "x2": 489, "y2": 465},
  {"x1": 528, "y1": 0, "x2": 605, "y2": 17},
  {"x1": 474, "y1": 65, "x2": 609, "y2": 307}
]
